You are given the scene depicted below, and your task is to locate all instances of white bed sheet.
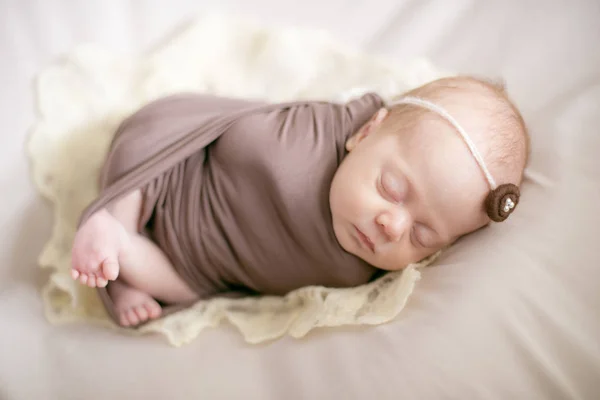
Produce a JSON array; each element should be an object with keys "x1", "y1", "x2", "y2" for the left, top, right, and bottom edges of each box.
[{"x1": 1, "y1": 0, "x2": 599, "y2": 399}]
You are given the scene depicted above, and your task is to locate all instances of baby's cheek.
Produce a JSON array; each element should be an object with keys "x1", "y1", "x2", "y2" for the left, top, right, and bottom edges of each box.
[
  {"x1": 386, "y1": 243, "x2": 438, "y2": 270},
  {"x1": 376, "y1": 243, "x2": 411, "y2": 270},
  {"x1": 344, "y1": 182, "x2": 371, "y2": 213}
]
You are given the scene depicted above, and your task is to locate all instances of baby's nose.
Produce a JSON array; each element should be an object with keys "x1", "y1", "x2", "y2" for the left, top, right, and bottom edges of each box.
[{"x1": 376, "y1": 210, "x2": 410, "y2": 242}]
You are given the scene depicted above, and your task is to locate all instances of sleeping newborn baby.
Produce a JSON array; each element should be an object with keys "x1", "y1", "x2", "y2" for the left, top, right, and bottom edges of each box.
[{"x1": 70, "y1": 76, "x2": 529, "y2": 327}]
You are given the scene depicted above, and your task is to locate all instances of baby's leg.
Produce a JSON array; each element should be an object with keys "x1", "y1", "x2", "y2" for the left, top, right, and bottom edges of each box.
[
  {"x1": 71, "y1": 189, "x2": 198, "y2": 325},
  {"x1": 118, "y1": 233, "x2": 199, "y2": 304},
  {"x1": 108, "y1": 232, "x2": 199, "y2": 326}
]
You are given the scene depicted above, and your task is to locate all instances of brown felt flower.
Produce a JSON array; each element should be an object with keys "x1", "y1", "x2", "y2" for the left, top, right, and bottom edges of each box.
[{"x1": 485, "y1": 183, "x2": 520, "y2": 222}]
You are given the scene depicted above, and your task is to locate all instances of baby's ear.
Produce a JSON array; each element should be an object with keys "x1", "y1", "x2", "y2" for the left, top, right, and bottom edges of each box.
[
  {"x1": 345, "y1": 108, "x2": 388, "y2": 151},
  {"x1": 372, "y1": 107, "x2": 388, "y2": 124}
]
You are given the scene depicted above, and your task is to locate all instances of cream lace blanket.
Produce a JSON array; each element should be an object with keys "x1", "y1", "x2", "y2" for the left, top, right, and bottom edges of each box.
[{"x1": 29, "y1": 13, "x2": 446, "y2": 346}]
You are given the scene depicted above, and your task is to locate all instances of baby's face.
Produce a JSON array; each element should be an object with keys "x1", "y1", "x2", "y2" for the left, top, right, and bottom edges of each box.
[{"x1": 329, "y1": 108, "x2": 491, "y2": 271}]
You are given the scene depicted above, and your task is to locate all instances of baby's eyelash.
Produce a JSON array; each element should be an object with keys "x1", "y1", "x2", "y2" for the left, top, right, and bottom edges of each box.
[
  {"x1": 377, "y1": 175, "x2": 388, "y2": 199},
  {"x1": 410, "y1": 227, "x2": 421, "y2": 248}
]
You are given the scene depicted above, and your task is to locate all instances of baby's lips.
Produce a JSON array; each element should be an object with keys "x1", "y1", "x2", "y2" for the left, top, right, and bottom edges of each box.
[{"x1": 485, "y1": 183, "x2": 520, "y2": 222}]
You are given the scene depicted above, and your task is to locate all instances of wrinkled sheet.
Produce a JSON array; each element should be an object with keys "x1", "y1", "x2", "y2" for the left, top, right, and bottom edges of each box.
[{"x1": 2, "y1": 1, "x2": 600, "y2": 399}]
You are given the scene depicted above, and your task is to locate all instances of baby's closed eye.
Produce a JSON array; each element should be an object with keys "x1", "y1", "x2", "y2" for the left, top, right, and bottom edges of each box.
[
  {"x1": 412, "y1": 224, "x2": 432, "y2": 248},
  {"x1": 379, "y1": 171, "x2": 407, "y2": 203}
]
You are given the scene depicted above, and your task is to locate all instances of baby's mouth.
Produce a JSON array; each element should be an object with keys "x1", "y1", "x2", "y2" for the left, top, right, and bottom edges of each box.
[{"x1": 354, "y1": 225, "x2": 375, "y2": 253}]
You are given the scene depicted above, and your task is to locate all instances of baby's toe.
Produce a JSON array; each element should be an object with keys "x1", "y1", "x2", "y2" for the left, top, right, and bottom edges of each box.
[
  {"x1": 87, "y1": 276, "x2": 97, "y2": 287},
  {"x1": 134, "y1": 305, "x2": 148, "y2": 322},
  {"x1": 145, "y1": 303, "x2": 162, "y2": 319},
  {"x1": 79, "y1": 274, "x2": 88, "y2": 285},
  {"x1": 96, "y1": 277, "x2": 108, "y2": 287},
  {"x1": 101, "y1": 259, "x2": 120, "y2": 281},
  {"x1": 71, "y1": 269, "x2": 80, "y2": 280},
  {"x1": 126, "y1": 309, "x2": 140, "y2": 326},
  {"x1": 119, "y1": 313, "x2": 130, "y2": 327}
]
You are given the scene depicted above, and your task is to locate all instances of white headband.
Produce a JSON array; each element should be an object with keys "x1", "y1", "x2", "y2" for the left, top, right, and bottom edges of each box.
[
  {"x1": 388, "y1": 96, "x2": 497, "y2": 190},
  {"x1": 388, "y1": 96, "x2": 520, "y2": 222}
]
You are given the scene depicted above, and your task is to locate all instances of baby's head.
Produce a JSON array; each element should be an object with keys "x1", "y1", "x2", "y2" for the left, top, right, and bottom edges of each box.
[{"x1": 329, "y1": 76, "x2": 529, "y2": 271}]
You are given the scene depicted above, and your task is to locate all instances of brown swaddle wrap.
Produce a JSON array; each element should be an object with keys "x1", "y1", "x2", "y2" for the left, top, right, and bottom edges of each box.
[{"x1": 79, "y1": 92, "x2": 385, "y2": 323}]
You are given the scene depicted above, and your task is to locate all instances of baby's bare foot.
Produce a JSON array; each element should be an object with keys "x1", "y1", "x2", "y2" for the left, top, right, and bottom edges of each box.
[
  {"x1": 71, "y1": 209, "x2": 129, "y2": 287},
  {"x1": 108, "y1": 280, "x2": 162, "y2": 327}
]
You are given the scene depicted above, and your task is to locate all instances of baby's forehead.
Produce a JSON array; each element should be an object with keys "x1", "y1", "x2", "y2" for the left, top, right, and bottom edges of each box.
[{"x1": 389, "y1": 89, "x2": 513, "y2": 155}]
